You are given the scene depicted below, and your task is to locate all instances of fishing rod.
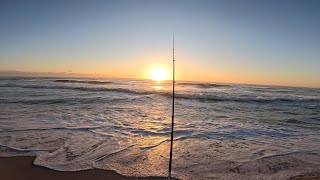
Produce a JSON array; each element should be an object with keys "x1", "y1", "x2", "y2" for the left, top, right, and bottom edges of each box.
[{"x1": 168, "y1": 35, "x2": 175, "y2": 180}]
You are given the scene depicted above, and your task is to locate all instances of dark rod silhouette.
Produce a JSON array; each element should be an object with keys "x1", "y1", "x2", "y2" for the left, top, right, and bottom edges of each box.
[{"x1": 168, "y1": 35, "x2": 175, "y2": 180}]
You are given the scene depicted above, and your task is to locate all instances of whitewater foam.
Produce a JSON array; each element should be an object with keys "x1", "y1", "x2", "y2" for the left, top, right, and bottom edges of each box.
[{"x1": 0, "y1": 77, "x2": 320, "y2": 179}]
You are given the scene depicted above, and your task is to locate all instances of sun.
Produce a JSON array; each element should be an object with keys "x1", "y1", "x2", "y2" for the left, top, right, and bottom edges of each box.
[{"x1": 149, "y1": 67, "x2": 169, "y2": 81}]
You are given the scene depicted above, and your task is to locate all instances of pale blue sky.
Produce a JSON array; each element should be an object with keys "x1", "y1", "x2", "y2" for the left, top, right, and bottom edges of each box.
[{"x1": 0, "y1": 0, "x2": 319, "y2": 87}]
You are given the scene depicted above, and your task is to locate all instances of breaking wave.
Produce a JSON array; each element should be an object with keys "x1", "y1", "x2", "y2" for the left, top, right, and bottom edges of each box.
[
  {"x1": 54, "y1": 79, "x2": 114, "y2": 85},
  {"x1": 177, "y1": 82, "x2": 231, "y2": 88},
  {"x1": 0, "y1": 83, "x2": 318, "y2": 104},
  {"x1": 0, "y1": 83, "x2": 151, "y2": 95}
]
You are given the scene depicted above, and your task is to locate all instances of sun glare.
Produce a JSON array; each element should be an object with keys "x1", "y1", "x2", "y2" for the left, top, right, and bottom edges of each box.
[{"x1": 149, "y1": 67, "x2": 169, "y2": 81}]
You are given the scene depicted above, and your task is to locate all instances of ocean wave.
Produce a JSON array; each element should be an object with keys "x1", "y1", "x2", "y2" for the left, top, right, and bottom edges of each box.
[
  {"x1": 0, "y1": 126, "x2": 100, "y2": 132},
  {"x1": 1, "y1": 98, "x2": 99, "y2": 105},
  {"x1": 54, "y1": 79, "x2": 114, "y2": 85},
  {"x1": 0, "y1": 76, "x2": 55, "y2": 81},
  {"x1": 252, "y1": 88, "x2": 295, "y2": 93},
  {"x1": 178, "y1": 82, "x2": 231, "y2": 88},
  {"x1": 0, "y1": 96, "x2": 132, "y2": 105},
  {"x1": 0, "y1": 83, "x2": 151, "y2": 95},
  {"x1": 286, "y1": 119, "x2": 307, "y2": 124},
  {"x1": 162, "y1": 93, "x2": 319, "y2": 103},
  {"x1": 0, "y1": 77, "x2": 31, "y2": 81},
  {"x1": 0, "y1": 83, "x2": 318, "y2": 104}
]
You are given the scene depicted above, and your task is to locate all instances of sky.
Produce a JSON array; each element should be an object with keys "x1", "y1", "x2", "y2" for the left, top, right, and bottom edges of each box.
[{"x1": 0, "y1": 0, "x2": 319, "y2": 87}]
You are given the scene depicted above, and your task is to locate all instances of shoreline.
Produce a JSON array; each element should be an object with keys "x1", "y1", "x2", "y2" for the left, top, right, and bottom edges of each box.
[
  {"x1": 0, "y1": 156, "x2": 176, "y2": 180},
  {"x1": 0, "y1": 156, "x2": 319, "y2": 180}
]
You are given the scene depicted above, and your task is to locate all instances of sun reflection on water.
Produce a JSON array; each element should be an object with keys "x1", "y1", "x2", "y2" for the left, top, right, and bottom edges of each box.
[{"x1": 151, "y1": 85, "x2": 164, "y2": 90}]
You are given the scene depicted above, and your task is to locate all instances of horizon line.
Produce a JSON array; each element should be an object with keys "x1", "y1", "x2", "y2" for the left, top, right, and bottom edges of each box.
[{"x1": 0, "y1": 69, "x2": 319, "y2": 89}]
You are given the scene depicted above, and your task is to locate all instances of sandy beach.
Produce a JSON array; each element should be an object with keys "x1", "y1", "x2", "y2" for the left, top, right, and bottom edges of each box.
[
  {"x1": 0, "y1": 156, "x2": 175, "y2": 180},
  {"x1": 1, "y1": 156, "x2": 319, "y2": 180}
]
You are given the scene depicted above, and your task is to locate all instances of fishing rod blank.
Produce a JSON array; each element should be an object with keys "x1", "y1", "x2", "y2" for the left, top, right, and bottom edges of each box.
[{"x1": 168, "y1": 36, "x2": 175, "y2": 180}]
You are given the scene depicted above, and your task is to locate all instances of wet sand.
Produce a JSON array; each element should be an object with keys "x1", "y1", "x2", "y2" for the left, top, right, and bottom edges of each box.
[
  {"x1": 1, "y1": 156, "x2": 319, "y2": 180},
  {"x1": 0, "y1": 156, "x2": 174, "y2": 180}
]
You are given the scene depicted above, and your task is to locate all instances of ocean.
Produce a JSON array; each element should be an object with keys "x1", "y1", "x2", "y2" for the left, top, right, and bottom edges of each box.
[{"x1": 0, "y1": 77, "x2": 319, "y2": 179}]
